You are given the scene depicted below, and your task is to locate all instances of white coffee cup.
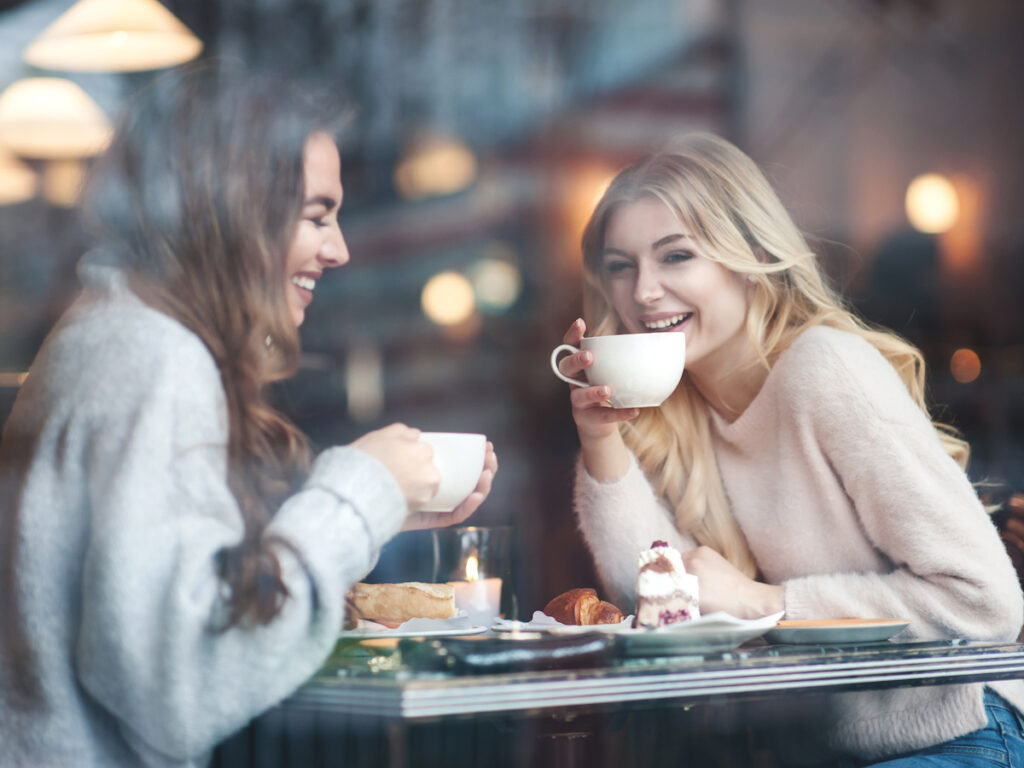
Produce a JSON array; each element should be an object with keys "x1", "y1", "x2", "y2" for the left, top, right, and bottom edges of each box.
[
  {"x1": 419, "y1": 432, "x2": 487, "y2": 512},
  {"x1": 550, "y1": 332, "x2": 686, "y2": 408}
]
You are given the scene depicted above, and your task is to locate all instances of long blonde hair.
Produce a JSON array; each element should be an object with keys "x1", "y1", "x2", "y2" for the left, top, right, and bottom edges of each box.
[{"x1": 580, "y1": 132, "x2": 968, "y2": 578}]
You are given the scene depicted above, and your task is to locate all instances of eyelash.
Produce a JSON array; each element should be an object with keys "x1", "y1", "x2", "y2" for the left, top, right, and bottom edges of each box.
[{"x1": 604, "y1": 250, "x2": 694, "y2": 274}]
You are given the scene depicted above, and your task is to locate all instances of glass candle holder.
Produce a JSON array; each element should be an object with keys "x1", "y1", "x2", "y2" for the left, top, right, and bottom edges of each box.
[{"x1": 432, "y1": 525, "x2": 515, "y2": 625}]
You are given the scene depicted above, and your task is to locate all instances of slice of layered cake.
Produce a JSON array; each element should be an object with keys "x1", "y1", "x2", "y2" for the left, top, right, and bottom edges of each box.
[{"x1": 635, "y1": 540, "x2": 700, "y2": 628}]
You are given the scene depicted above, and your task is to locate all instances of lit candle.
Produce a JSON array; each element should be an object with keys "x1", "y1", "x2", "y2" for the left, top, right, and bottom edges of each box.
[{"x1": 449, "y1": 554, "x2": 502, "y2": 626}]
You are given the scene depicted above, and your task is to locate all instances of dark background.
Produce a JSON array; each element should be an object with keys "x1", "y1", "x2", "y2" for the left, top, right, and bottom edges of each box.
[{"x1": 1, "y1": 0, "x2": 1022, "y2": 618}]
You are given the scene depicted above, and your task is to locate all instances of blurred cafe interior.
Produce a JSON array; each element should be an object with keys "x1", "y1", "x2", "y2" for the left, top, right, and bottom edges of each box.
[{"x1": 1, "y1": 0, "x2": 1023, "y2": 628}]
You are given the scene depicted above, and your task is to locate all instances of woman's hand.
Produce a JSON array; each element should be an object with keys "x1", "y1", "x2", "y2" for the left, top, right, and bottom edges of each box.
[
  {"x1": 682, "y1": 546, "x2": 784, "y2": 620},
  {"x1": 560, "y1": 319, "x2": 639, "y2": 442},
  {"x1": 560, "y1": 318, "x2": 635, "y2": 481},
  {"x1": 402, "y1": 442, "x2": 499, "y2": 531},
  {"x1": 350, "y1": 423, "x2": 440, "y2": 513}
]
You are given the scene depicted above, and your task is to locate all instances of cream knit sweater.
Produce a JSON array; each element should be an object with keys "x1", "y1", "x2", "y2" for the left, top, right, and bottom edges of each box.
[
  {"x1": 576, "y1": 325, "x2": 1024, "y2": 760},
  {"x1": 0, "y1": 262, "x2": 407, "y2": 767}
]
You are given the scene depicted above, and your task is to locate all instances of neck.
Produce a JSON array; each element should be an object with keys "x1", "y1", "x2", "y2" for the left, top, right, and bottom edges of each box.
[{"x1": 687, "y1": 352, "x2": 770, "y2": 423}]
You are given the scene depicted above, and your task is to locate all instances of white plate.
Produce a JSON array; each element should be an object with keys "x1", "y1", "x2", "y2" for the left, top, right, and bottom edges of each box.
[
  {"x1": 338, "y1": 625, "x2": 488, "y2": 640},
  {"x1": 616, "y1": 611, "x2": 784, "y2": 656},
  {"x1": 764, "y1": 618, "x2": 911, "y2": 645},
  {"x1": 492, "y1": 613, "x2": 634, "y2": 635}
]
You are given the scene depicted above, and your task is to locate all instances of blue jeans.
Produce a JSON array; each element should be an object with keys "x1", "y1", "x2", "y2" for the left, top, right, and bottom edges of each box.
[{"x1": 846, "y1": 689, "x2": 1024, "y2": 767}]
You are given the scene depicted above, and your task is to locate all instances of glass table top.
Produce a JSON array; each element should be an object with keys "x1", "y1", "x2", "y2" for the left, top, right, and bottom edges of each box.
[{"x1": 292, "y1": 635, "x2": 1024, "y2": 720}]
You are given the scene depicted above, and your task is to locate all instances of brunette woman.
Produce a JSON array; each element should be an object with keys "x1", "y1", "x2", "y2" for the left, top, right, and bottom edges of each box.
[{"x1": 0, "y1": 62, "x2": 496, "y2": 767}]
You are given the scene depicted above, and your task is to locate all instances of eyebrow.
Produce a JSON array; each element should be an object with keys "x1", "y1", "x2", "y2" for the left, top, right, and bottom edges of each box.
[
  {"x1": 602, "y1": 233, "x2": 693, "y2": 258},
  {"x1": 304, "y1": 195, "x2": 339, "y2": 210}
]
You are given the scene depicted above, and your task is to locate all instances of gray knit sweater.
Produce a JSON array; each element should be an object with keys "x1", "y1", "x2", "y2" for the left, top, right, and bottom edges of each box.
[
  {"x1": 0, "y1": 262, "x2": 406, "y2": 767},
  {"x1": 576, "y1": 325, "x2": 1024, "y2": 761}
]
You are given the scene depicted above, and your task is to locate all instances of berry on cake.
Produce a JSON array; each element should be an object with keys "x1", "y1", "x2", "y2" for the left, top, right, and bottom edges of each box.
[{"x1": 635, "y1": 540, "x2": 700, "y2": 628}]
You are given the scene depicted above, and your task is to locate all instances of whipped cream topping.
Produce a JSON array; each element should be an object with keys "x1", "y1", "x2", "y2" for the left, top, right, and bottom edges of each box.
[
  {"x1": 638, "y1": 542, "x2": 688, "y2": 573},
  {"x1": 636, "y1": 542, "x2": 699, "y2": 604}
]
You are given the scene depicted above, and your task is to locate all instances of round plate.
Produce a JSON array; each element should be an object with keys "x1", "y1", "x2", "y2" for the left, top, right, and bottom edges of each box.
[
  {"x1": 764, "y1": 618, "x2": 910, "y2": 645},
  {"x1": 338, "y1": 625, "x2": 487, "y2": 639},
  {"x1": 617, "y1": 611, "x2": 783, "y2": 656}
]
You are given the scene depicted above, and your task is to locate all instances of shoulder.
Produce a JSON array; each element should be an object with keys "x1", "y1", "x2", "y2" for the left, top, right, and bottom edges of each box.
[
  {"x1": 782, "y1": 324, "x2": 886, "y2": 370},
  {"x1": 38, "y1": 282, "x2": 221, "y2": 414},
  {"x1": 777, "y1": 325, "x2": 899, "y2": 388},
  {"x1": 772, "y1": 325, "x2": 920, "y2": 424}
]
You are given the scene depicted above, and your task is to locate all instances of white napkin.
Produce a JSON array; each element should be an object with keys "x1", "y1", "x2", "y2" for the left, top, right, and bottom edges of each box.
[{"x1": 351, "y1": 610, "x2": 476, "y2": 634}]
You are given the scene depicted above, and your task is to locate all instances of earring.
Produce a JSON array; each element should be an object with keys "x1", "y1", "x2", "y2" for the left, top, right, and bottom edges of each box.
[{"x1": 746, "y1": 274, "x2": 757, "y2": 283}]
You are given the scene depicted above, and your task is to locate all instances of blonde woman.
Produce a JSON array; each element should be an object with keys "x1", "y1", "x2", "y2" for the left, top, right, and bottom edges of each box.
[{"x1": 558, "y1": 132, "x2": 1024, "y2": 766}]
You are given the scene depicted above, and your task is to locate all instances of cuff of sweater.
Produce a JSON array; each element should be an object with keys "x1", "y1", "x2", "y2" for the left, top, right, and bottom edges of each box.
[
  {"x1": 574, "y1": 450, "x2": 645, "y2": 505},
  {"x1": 303, "y1": 446, "x2": 407, "y2": 552},
  {"x1": 781, "y1": 581, "x2": 816, "y2": 620}
]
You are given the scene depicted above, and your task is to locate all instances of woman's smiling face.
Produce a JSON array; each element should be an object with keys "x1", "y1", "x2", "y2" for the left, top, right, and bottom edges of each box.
[
  {"x1": 600, "y1": 195, "x2": 755, "y2": 379},
  {"x1": 283, "y1": 131, "x2": 349, "y2": 327}
]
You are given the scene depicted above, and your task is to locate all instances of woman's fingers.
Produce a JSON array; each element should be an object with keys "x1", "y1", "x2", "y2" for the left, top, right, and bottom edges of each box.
[
  {"x1": 558, "y1": 349, "x2": 593, "y2": 379},
  {"x1": 595, "y1": 406, "x2": 640, "y2": 423},
  {"x1": 483, "y1": 442, "x2": 498, "y2": 475},
  {"x1": 570, "y1": 385, "x2": 613, "y2": 409},
  {"x1": 570, "y1": 385, "x2": 639, "y2": 422},
  {"x1": 562, "y1": 317, "x2": 586, "y2": 345}
]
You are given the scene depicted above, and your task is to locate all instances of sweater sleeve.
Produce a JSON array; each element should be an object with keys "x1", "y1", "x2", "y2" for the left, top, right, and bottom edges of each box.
[
  {"x1": 73, "y1": 333, "x2": 406, "y2": 760},
  {"x1": 781, "y1": 336, "x2": 1023, "y2": 642},
  {"x1": 575, "y1": 451, "x2": 697, "y2": 608}
]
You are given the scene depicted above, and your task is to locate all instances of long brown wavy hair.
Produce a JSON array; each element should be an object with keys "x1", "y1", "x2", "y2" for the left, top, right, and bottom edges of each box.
[{"x1": 81, "y1": 61, "x2": 348, "y2": 627}]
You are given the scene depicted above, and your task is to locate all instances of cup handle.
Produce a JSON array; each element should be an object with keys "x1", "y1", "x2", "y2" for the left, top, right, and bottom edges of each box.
[{"x1": 550, "y1": 344, "x2": 590, "y2": 387}]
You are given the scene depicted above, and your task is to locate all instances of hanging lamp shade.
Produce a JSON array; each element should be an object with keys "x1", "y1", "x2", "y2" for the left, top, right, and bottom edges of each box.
[
  {"x1": 0, "y1": 147, "x2": 37, "y2": 206},
  {"x1": 23, "y1": 0, "x2": 203, "y2": 73},
  {"x1": 0, "y1": 78, "x2": 113, "y2": 160}
]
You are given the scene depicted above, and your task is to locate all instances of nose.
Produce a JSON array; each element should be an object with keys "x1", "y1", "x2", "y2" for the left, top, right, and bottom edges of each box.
[
  {"x1": 318, "y1": 224, "x2": 350, "y2": 268},
  {"x1": 633, "y1": 262, "x2": 664, "y2": 304}
]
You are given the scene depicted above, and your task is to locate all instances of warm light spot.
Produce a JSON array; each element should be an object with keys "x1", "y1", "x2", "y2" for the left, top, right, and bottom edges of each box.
[
  {"x1": 950, "y1": 348, "x2": 981, "y2": 384},
  {"x1": 906, "y1": 174, "x2": 959, "y2": 234},
  {"x1": 0, "y1": 77, "x2": 112, "y2": 159},
  {"x1": 110, "y1": 30, "x2": 128, "y2": 47},
  {"x1": 0, "y1": 371, "x2": 29, "y2": 386},
  {"x1": 344, "y1": 343, "x2": 384, "y2": 423},
  {"x1": 468, "y1": 256, "x2": 522, "y2": 313},
  {"x1": 43, "y1": 159, "x2": 86, "y2": 207},
  {"x1": 394, "y1": 136, "x2": 477, "y2": 200},
  {"x1": 421, "y1": 271, "x2": 475, "y2": 326},
  {"x1": 559, "y1": 164, "x2": 618, "y2": 275},
  {"x1": 0, "y1": 148, "x2": 36, "y2": 206},
  {"x1": 464, "y1": 554, "x2": 479, "y2": 582}
]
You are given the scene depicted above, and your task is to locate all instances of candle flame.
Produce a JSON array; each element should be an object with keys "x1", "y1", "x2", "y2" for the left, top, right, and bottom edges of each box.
[{"x1": 465, "y1": 554, "x2": 479, "y2": 582}]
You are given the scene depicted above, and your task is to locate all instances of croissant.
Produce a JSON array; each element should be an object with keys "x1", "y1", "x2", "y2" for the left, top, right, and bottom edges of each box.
[{"x1": 543, "y1": 588, "x2": 625, "y2": 625}]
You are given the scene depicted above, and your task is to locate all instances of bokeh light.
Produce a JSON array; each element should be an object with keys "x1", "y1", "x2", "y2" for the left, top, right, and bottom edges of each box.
[
  {"x1": 950, "y1": 348, "x2": 981, "y2": 384},
  {"x1": 0, "y1": 148, "x2": 36, "y2": 206},
  {"x1": 394, "y1": 136, "x2": 478, "y2": 201},
  {"x1": 905, "y1": 173, "x2": 960, "y2": 234},
  {"x1": 42, "y1": 159, "x2": 86, "y2": 207},
  {"x1": 421, "y1": 271, "x2": 475, "y2": 326},
  {"x1": 468, "y1": 256, "x2": 522, "y2": 314}
]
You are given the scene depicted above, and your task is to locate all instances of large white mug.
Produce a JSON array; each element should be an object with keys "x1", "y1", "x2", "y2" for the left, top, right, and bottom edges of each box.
[
  {"x1": 419, "y1": 432, "x2": 487, "y2": 512},
  {"x1": 550, "y1": 332, "x2": 686, "y2": 408}
]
